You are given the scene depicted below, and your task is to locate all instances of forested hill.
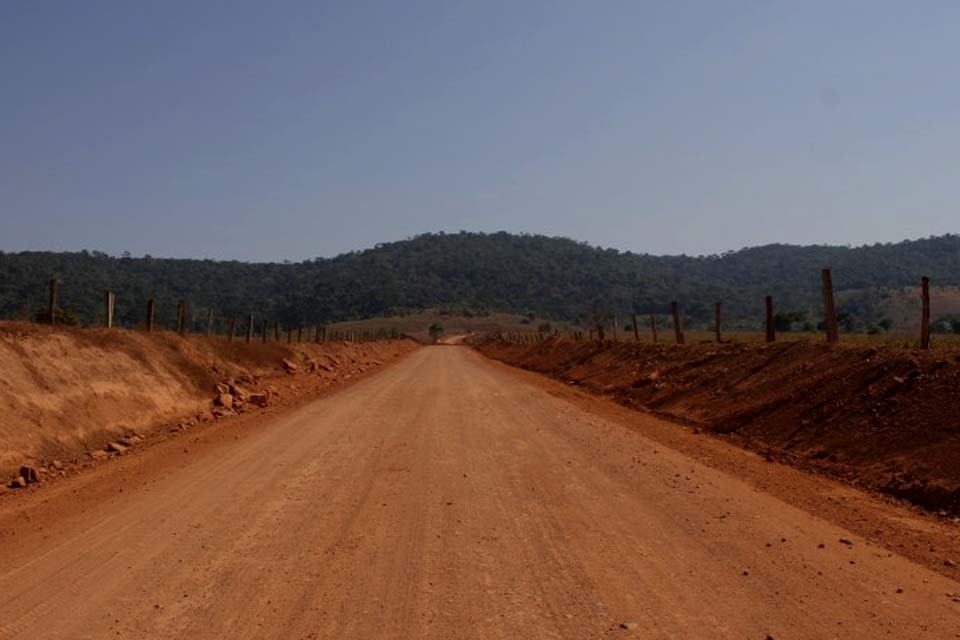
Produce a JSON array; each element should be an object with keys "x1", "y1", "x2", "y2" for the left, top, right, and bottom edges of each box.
[{"x1": 1, "y1": 232, "x2": 959, "y2": 331}]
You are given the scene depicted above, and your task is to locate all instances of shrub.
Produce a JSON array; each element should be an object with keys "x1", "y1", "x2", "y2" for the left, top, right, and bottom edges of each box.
[{"x1": 33, "y1": 306, "x2": 79, "y2": 326}]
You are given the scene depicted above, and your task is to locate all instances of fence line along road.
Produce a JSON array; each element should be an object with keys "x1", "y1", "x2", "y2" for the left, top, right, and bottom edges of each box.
[{"x1": 29, "y1": 267, "x2": 937, "y2": 349}]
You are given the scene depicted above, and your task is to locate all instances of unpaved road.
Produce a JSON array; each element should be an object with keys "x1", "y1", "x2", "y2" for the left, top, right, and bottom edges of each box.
[{"x1": 1, "y1": 346, "x2": 959, "y2": 639}]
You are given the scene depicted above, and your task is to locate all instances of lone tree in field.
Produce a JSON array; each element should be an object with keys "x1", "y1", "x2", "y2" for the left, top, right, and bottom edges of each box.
[{"x1": 428, "y1": 322, "x2": 445, "y2": 342}]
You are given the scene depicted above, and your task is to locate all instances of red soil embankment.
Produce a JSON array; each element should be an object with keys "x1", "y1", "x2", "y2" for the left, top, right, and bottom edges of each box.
[
  {"x1": 0, "y1": 322, "x2": 416, "y2": 481},
  {"x1": 476, "y1": 336, "x2": 960, "y2": 513}
]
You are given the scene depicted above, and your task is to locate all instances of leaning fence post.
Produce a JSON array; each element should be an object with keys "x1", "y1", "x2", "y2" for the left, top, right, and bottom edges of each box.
[
  {"x1": 246, "y1": 315, "x2": 253, "y2": 343},
  {"x1": 821, "y1": 269, "x2": 839, "y2": 343},
  {"x1": 920, "y1": 276, "x2": 931, "y2": 350},
  {"x1": 649, "y1": 312, "x2": 658, "y2": 344},
  {"x1": 632, "y1": 314, "x2": 640, "y2": 342},
  {"x1": 146, "y1": 298, "x2": 156, "y2": 332},
  {"x1": 765, "y1": 296, "x2": 775, "y2": 343},
  {"x1": 176, "y1": 300, "x2": 186, "y2": 336},
  {"x1": 714, "y1": 302, "x2": 722, "y2": 343},
  {"x1": 671, "y1": 301, "x2": 685, "y2": 345},
  {"x1": 104, "y1": 290, "x2": 115, "y2": 328},
  {"x1": 48, "y1": 278, "x2": 58, "y2": 325}
]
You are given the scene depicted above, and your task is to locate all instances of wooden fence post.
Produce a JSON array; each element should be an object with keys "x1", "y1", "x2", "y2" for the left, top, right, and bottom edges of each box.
[
  {"x1": 146, "y1": 299, "x2": 156, "y2": 333},
  {"x1": 714, "y1": 302, "x2": 722, "y2": 343},
  {"x1": 315, "y1": 326, "x2": 321, "y2": 343},
  {"x1": 48, "y1": 278, "x2": 58, "y2": 325},
  {"x1": 274, "y1": 320, "x2": 280, "y2": 341},
  {"x1": 261, "y1": 320, "x2": 268, "y2": 344},
  {"x1": 632, "y1": 314, "x2": 640, "y2": 342},
  {"x1": 246, "y1": 315, "x2": 253, "y2": 343},
  {"x1": 287, "y1": 326, "x2": 292, "y2": 343},
  {"x1": 612, "y1": 317, "x2": 619, "y2": 341},
  {"x1": 920, "y1": 276, "x2": 931, "y2": 350},
  {"x1": 596, "y1": 324, "x2": 605, "y2": 341},
  {"x1": 176, "y1": 300, "x2": 186, "y2": 336},
  {"x1": 206, "y1": 308, "x2": 214, "y2": 336},
  {"x1": 765, "y1": 296, "x2": 775, "y2": 343},
  {"x1": 671, "y1": 301, "x2": 685, "y2": 345},
  {"x1": 228, "y1": 316, "x2": 236, "y2": 342},
  {"x1": 298, "y1": 325, "x2": 303, "y2": 343},
  {"x1": 104, "y1": 290, "x2": 115, "y2": 328},
  {"x1": 649, "y1": 313, "x2": 658, "y2": 344},
  {"x1": 821, "y1": 269, "x2": 839, "y2": 343}
]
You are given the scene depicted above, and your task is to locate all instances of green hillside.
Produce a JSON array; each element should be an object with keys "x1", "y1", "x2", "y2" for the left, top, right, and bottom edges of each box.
[{"x1": 2, "y1": 232, "x2": 959, "y2": 333}]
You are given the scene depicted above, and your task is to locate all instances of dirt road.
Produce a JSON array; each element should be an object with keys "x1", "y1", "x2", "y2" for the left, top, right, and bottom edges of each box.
[{"x1": 1, "y1": 346, "x2": 959, "y2": 639}]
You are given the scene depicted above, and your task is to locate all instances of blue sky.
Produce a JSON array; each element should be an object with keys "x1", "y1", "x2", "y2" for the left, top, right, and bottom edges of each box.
[{"x1": 1, "y1": 1, "x2": 958, "y2": 261}]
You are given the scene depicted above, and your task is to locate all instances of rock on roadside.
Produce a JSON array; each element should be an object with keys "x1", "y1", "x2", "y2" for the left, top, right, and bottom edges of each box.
[{"x1": 214, "y1": 393, "x2": 234, "y2": 409}]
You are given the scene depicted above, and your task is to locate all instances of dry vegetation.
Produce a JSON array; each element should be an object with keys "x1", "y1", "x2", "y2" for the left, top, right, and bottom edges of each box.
[
  {"x1": 873, "y1": 284, "x2": 960, "y2": 331},
  {"x1": 326, "y1": 309, "x2": 578, "y2": 343},
  {"x1": 602, "y1": 328, "x2": 960, "y2": 350}
]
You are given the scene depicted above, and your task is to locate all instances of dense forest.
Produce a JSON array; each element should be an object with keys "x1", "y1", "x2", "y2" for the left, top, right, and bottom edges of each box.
[{"x1": 1, "y1": 232, "x2": 959, "y2": 333}]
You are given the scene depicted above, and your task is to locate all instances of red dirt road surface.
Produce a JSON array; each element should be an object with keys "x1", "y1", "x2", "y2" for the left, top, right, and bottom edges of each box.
[{"x1": 2, "y1": 346, "x2": 959, "y2": 639}]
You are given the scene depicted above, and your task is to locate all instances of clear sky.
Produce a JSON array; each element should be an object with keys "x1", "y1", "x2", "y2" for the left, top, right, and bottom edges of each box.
[{"x1": 1, "y1": 1, "x2": 957, "y2": 261}]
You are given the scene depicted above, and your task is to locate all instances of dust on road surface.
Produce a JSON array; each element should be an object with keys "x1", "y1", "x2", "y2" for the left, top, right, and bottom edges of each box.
[{"x1": 1, "y1": 346, "x2": 958, "y2": 639}]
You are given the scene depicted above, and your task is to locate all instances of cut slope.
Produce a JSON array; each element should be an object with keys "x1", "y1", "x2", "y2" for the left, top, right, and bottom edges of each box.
[{"x1": 0, "y1": 322, "x2": 416, "y2": 478}]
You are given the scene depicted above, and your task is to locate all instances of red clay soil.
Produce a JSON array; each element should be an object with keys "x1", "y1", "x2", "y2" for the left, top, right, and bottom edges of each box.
[
  {"x1": 476, "y1": 336, "x2": 960, "y2": 514},
  {"x1": 0, "y1": 321, "x2": 417, "y2": 488}
]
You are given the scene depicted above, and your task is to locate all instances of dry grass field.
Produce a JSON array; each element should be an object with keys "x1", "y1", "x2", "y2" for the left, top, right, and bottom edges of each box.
[{"x1": 326, "y1": 309, "x2": 579, "y2": 343}]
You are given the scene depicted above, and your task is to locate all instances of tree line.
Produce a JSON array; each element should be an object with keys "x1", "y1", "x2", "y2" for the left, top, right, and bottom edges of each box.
[{"x1": 1, "y1": 231, "x2": 959, "y2": 332}]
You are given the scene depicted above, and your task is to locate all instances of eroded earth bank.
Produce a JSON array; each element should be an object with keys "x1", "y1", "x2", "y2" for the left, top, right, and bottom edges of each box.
[
  {"x1": 0, "y1": 322, "x2": 416, "y2": 488},
  {"x1": 476, "y1": 336, "x2": 960, "y2": 514}
]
